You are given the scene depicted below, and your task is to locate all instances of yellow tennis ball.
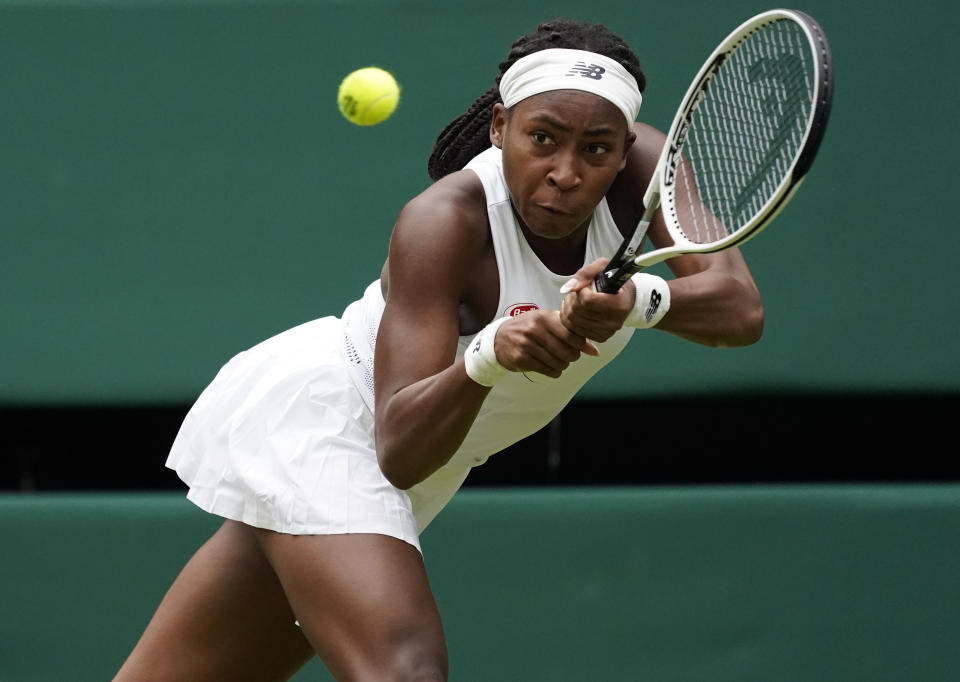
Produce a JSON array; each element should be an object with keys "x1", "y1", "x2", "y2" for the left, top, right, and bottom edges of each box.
[{"x1": 337, "y1": 67, "x2": 400, "y2": 126}]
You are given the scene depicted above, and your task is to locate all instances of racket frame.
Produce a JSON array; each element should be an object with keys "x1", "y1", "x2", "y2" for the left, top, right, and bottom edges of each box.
[{"x1": 596, "y1": 8, "x2": 833, "y2": 293}]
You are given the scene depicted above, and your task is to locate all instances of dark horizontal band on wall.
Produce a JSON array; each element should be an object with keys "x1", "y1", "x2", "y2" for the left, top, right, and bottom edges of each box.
[{"x1": 2, "y1": 391, "x2": 958, "y2": 492}]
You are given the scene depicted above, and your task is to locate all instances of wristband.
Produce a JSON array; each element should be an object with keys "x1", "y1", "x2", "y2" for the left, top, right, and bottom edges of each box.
[
  {"x1": 464, "y1": 316, "x2": 511, "y2": 387},
  {"x1": 625, "y1": 273, "x2": 671, "y2": 329}
]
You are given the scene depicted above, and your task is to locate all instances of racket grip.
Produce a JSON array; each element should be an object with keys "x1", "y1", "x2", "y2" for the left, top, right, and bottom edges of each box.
[
  {"x1": 594, "y1": 271, "x2": 620, "y2": 293},
  {"x1": 594, "y1": 261, "x2": 637, "y2": 293}
]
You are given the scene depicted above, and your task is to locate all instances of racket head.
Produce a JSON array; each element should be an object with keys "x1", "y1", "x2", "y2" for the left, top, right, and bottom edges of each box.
[{"x1": 651, "y1": 8, "x2": 833, "y2": 260}]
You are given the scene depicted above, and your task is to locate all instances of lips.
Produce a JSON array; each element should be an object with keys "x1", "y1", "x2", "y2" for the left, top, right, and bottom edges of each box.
[
  {"x1": 536, "y1": 203, "x2": 571, "y2": 216},
  {"x1": 515, "y1": 201, "x2": 585, "y2": 239}
]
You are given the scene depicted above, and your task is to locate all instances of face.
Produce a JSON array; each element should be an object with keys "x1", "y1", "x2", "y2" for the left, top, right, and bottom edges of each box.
[{"x1": 490, "y1": 90, "x2": 635, "y2": 244}]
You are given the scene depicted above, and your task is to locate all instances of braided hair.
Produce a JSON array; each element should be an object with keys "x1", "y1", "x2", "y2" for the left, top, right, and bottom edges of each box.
[{"x1": 427, "y1": 18, "x2": 646, "y2": 182}]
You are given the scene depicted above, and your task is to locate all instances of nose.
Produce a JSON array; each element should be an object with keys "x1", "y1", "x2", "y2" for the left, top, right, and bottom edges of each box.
[{"x1": 546, "y1": 151, "x2": 581, "y2": 192}]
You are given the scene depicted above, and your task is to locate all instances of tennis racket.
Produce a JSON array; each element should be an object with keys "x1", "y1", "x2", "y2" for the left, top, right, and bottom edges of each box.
[{"x1": 594, "y1": 8, "x2": 833, "y2": 293}]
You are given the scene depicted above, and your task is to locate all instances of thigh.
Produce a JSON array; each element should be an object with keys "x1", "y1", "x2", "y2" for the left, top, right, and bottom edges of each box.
[
  {"x1": 254, "y1": 531, "x2": 448, "y2": 682},
  {"x1": 113, "y1": 520, "x2": 315, "y2": 682}
]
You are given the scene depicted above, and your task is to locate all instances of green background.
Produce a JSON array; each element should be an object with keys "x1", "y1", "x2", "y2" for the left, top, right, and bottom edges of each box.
[
  {"x1": 1, "y1": 0, "x2": 956, "y2": 403},
  {"x1": 2, "y1": 486, "x2": 958, "y2": 681}
]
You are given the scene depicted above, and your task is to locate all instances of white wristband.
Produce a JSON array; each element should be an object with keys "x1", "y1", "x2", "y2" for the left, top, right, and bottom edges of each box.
[
  {"x1": 625, "y1": 273, "x2": 671, "y2": 329},
  {"x1": 464, "y1": 316, "x2": 511, "y2": 387}
]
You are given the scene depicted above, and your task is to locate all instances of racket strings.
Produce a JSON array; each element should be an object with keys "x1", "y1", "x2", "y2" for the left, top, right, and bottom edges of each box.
[{"x1": 674, "y1": 19, "x2": 814, "y2": 244}]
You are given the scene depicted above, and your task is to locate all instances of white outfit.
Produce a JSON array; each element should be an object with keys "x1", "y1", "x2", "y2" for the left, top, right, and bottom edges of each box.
[{"x1": 167, "y1": 147, "x2": 638, "y2": 552}]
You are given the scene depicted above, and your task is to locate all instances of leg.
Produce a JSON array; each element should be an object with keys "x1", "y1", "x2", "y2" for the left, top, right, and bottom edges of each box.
[
  {"x1": 253, "y1": 531, "x2": 448, "y2": 682},
  {"x1": 113, "y1": 520, "x2": 315, "y2": 682}
]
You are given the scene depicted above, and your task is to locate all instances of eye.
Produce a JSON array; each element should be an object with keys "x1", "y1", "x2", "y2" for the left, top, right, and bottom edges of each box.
[
  {"x1": 586, "y1": 143, "x2": 611, "y2": 155},
  {"x1": 530, "y1": 132, "x2": 556, "y2": 145}
]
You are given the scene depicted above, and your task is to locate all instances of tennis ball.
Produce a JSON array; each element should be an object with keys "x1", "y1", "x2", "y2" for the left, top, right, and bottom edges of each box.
[{"x1": 337, "y1": 67, "x2": 400, "y2": 126}]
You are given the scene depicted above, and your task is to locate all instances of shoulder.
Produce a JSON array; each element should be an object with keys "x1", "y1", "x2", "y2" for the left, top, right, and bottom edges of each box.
[
  {"x1": 400, "y1": 168, "x2": 486, "y2": 231},
  {"x1": 623, "y1": 121, "x2": 667, "y2": 179},
  {"x1": 384, "y1": 168, "x2": 490, "y2": 297},
  {"x1": 606, "y1": 122, "x2": 667, "y2": 232},
  {"x1": 391, "y1": 169, "x2": 488, "y2": 259}
]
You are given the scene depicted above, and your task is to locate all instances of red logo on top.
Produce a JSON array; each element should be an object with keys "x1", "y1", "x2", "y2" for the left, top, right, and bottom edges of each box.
[{"x1": 506, "y1": 303, "x2": 539, "y2": 317}]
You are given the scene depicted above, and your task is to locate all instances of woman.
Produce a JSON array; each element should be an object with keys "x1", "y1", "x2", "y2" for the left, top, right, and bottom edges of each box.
[{"x1": 114, "y1": 18, "x2": 762, "y2": 682}]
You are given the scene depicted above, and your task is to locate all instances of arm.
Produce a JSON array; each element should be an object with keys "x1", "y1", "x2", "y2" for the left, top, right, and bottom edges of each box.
[
  {"x1": 374, "y1": 175, "x2": 591, "y2": 489},
  {"x1": 564, "y1": 122, "x2": 764, "y2": 348},
  {"x1": 373, "y1": 178, "x2": 490, "y2": 490},
  {"x1": 652, "y1": 247, "x2": 764, "y2": 347}
]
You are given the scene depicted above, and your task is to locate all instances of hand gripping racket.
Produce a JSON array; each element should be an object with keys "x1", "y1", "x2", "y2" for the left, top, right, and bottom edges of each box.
[{"x1": 595, "y1": 8, "x2": 833, "y2": 293}]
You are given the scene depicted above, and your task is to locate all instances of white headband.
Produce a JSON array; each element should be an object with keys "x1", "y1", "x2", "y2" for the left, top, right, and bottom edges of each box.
[{"x1": 498, "y1": 48, "x2": 642, "y2": 127}]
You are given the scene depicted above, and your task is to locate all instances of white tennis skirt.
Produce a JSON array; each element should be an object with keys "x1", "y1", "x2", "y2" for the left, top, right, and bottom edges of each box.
[{"x1": 165, "y1": 316, "x2": 421, "y2": 551}]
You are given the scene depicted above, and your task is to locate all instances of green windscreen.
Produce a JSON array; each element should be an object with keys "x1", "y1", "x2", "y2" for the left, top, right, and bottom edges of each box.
[{"x1": 1, "y1": 0, "x2": 956, "y2": 403}]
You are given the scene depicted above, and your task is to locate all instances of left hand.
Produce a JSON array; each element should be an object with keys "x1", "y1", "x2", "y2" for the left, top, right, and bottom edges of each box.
[{"x1": 559, "y1": 258, "x2": 635, "y2": 342}]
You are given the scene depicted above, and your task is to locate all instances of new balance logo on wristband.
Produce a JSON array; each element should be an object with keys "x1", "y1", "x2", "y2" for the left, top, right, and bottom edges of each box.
[
  {"x1": 644, "y1": 290, "x2": 662, "y2": 323},
  {"x1": 566, "y1": 62, "x2": 605, "y2": 80},
  {"x1": 625, "y1": 273, "x2": 669, "y2": 329}
]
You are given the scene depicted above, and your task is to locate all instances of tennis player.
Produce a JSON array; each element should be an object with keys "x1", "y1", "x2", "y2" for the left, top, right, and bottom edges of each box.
[{"x1": 114, "y1": 18, "x2": 762, "y2": 682}]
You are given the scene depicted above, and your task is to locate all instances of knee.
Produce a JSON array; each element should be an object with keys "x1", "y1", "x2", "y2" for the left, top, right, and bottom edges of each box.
[
  {"x1": 381, "y1": 634, "x2": 448, "y2": 682},
  {"x1": 327, "y1": 625, "x2": 447, "y2": 682}
]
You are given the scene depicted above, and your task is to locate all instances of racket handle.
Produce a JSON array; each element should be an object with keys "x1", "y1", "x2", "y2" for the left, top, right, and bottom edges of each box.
[
  {"x1": 594, "y1": 260, "x2": 638, "y2": 293},
  {"x1": 595, "y1": 211, "x2": 655, "y2": 293}
]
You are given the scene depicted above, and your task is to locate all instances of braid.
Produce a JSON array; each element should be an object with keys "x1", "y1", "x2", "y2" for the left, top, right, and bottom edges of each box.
[
  {"x1": 426, "y1": 86, "x2": 501, "y2": 184},
  {"x1": 427, "y1": 18, "x2": 646, "y2": 181}
]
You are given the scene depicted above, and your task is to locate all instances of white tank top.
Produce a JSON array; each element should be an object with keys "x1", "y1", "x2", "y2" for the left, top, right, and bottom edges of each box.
[{"x1": 342, "y1": 146, "x2": 637, "y2": 531}]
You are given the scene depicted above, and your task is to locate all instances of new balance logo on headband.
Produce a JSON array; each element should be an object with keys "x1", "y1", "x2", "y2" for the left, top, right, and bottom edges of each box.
[
  {"x1": 566, "y1": 62, "x2": 605, "y2": 80},
  {"x1": 499, "y1": 49, "x2": 643, "y2": 126}
]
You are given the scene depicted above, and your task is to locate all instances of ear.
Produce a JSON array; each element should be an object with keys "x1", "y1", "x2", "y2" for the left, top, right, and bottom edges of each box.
[{"x1": 489, "y1": 103, "x2": 507, "y2": 149}]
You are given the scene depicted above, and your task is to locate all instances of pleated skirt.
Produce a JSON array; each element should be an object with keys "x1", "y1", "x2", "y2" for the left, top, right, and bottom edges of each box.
[{"x1": 165, "y1": 316, "x2": 421, "y2": 551}]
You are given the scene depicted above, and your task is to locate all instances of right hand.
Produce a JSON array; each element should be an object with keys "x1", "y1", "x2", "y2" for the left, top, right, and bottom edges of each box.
[
  {"x1": 559, "y1": 258, "x2": 634, "y2": 342},
  {"x1": 493, "y1": 310, "x2": 599, "y2": 379}
]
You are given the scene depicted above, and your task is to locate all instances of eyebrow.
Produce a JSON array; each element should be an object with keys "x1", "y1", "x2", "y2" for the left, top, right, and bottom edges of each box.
[{"x1": 527, "y1": 113, "x2": 619, "y2": 137}]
